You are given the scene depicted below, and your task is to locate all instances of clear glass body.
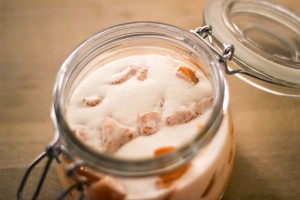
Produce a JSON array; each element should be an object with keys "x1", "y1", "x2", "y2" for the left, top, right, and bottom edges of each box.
[{"x1": 52, "y1": 22, "x2": 235, "y2": 200}]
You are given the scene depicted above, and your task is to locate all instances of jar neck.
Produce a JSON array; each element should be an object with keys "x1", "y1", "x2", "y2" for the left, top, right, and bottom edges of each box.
[{"x1": 52, "y1": 22, "x2": 227, "y2": 177}]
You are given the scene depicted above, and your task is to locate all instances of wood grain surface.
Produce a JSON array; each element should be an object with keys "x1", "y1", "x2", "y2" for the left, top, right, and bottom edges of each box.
[{"x1": 1, "y1": 0, "x2": 300, "y2": 199}]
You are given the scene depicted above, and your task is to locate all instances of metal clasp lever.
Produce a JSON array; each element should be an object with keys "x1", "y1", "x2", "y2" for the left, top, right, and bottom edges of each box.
[
  {"x1": 17, "y1": 143, "x2": 62, "y2": 200},
  {"x1": 17, "y1": 142, "x2": 86, "y2": 200},
  {"x1": 190, "y1": 25, "x2": 245, "y2": 75}
]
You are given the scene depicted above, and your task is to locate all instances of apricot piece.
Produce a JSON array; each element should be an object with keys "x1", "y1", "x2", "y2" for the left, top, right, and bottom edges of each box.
[
  {"x1": 176, "y1": 66, "x2": 199, "y2": 84},
  {"x1": 83, "y1": 96, "x2": 102, "y2": 107},
  {"x1": 110, "y1": 65, "x2": 148, "y2": 84},
  {"x1": 166, "y1": 97, "x2": 213, "y2": 126},
  {"x1": 76, "y1": 167, "x2": 100, "y2": 182},
  {"x1": 138, "y1": 112, "x2": 161, "y2": 136},
  {"x1": 136, "y1": 66, "x2": 148, "y2": 81},
  {"x1": 197, "y1": 123, "x2": 204, "y2": 131},
  {"x1": 166, "y1": 103, "x2": 198, "y2": 125},
  {"x1": 155, "y1": 164, "x2": 190, "y2": 189},
  {"x1": 100, "y1": 117, "x2": 138, "y2": 154},
  {"x1": 154, "y1": 146, "x2": 191, "y2": 189},
  {"x1": 154, "y1": 146, "x2": 175, "y2": 156},
  {"x1": 74, "y1": 125, "x2": 90, "y2": 142},
  {"x1": 87, "y1": 176, "x2": 126, "y2": 200}
]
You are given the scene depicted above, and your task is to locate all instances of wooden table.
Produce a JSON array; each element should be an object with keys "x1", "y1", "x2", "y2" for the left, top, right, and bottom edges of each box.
[{"x1": 1, "y1": 0, "x2": 299, "y2": 199}]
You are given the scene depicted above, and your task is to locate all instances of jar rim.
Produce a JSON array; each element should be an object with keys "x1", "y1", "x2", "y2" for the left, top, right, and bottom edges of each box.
[{"x1": 52, "y1": 21, "x2": 227, "y2": 177}]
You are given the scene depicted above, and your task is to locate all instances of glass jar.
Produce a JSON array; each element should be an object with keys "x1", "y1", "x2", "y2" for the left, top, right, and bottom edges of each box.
[{"x1": 52, "y1": 22, "x2": 234, "y2": 200}]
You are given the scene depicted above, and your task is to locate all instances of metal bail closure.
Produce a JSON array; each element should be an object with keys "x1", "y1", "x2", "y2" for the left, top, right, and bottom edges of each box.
[
  {"x1": 17, "y1": 138, "x2": 87, "y2": 200},
  {"x1": 190, "y1": 25, "x2": 262, "y2": 79},
  {"x1": 17, "y1": 140, "x2": 62, "y2": 200}
]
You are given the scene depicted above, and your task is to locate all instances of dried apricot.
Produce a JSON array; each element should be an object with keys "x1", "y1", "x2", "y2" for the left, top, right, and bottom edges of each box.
[
  {"x1": 110, "y1": 65, "x2": 148, "y2": 84},
  {"x1": 154, "y1": 146, "x2": 175, "y2": 156},
  {"x1": 100, "y1": 117, "x2": 138, "y2": 154},
  {"x1": 154, "y1": 146, "x2": 191, "y2": 188},
  {"x1": 166, "y1": 97, "x2": 213, "y2": 126},
  {"x1": 138, "y1": 112, "x2": 161, "y2": 136},
  {"x1": 176, "y1": 66, "x2": 199, "y2": 84},
  {"x1": 83, "y1": 96, "x2": 102, "y2": 107},
  {"x1": 87, "y1": 176, "x2": 126, "y2": 200},
  {"x1": 155, "y1": 164, "x2": 190, "y2": 188},
  {"x1": 76, "y1": 167, "x2": 100, "y2": 182}
]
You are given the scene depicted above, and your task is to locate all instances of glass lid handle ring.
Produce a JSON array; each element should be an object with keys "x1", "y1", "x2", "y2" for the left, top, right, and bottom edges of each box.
[{"x1": 191, "y1": 25, "x2": 248, "y2": 76}]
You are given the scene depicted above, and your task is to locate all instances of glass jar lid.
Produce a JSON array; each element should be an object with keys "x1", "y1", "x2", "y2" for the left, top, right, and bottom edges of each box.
[{"x1": 204, "y1": 0, "x2": 300, "y2": 97}]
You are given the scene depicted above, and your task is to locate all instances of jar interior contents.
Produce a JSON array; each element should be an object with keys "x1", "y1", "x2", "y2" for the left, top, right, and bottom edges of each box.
[
  {"x1": 67, "y1": 52, "x2": 213, "y2": 157},
  {"x1": 62, "y1": 49, "x2": 235, "y2": 200}
]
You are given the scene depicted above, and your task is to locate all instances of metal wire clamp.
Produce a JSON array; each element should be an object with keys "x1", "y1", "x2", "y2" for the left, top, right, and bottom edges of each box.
[
  {"x1": 17, "y1": 138, "x2": 87, "y2": 200},
  {"x1": 190, "y1": 25, "x2": 255, "y2": 77}
]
